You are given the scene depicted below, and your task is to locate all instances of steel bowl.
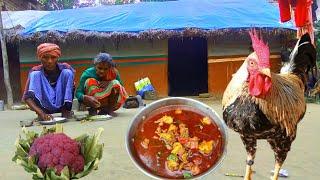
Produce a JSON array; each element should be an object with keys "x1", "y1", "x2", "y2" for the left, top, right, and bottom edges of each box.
[{"x1": 125, "y1": 97, "x2": 228, "y2": 179}]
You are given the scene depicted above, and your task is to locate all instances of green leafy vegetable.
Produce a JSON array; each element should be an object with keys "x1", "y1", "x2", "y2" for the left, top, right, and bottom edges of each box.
[
  {"x1": 167, "y1": 153, "x2": 178, "y2": 162},
  {"x1": 183, "y1": 172, "x2": 193, "y2": 179}
]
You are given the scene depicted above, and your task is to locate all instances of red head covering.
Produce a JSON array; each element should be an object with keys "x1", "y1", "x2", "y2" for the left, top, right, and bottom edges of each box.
[
  {"x1": 249, "y1": 29, "x2": 270, "y2": 68},
  {"x1": 37, "y1": 43, "x2": 61, "y2": 60}
]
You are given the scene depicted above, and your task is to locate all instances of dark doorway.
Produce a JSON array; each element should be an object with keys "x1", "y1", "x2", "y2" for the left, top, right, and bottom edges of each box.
[
  {"x1": 0, "y1": 43, "x2": 21, "y2": 103},
  {"x1": 168, "y1": 37, "x2": 208, "y2": 96}
]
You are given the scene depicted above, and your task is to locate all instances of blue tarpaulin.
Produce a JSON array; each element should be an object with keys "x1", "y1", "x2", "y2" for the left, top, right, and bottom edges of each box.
[
  {"x1": 22, "y1": 0, "x2": 294, "y2": 35},
  {"x1": 2, "y1": 11, "x2": 49, "y2": 30}
]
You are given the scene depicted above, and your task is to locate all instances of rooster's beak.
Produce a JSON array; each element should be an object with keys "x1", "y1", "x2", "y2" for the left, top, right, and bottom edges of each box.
[{"x1": 260, "y1": 68, "x2": 271, "y2": 77}]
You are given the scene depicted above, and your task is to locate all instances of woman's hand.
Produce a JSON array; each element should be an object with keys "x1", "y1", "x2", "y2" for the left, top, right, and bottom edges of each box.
[
  {"x1": 38, "y1": 112, "x2": 53, "y2": 121},
  {"x1": 83, "y1": 95, "x2": 101, "y2": 108},
  {"x1": 99, "y1": 81, "x2": 110, "y2": 89}
]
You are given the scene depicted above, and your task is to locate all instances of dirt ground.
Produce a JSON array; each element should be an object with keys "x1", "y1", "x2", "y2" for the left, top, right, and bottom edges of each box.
[{"x1": 0, "y1": 98, "x2": 319, "y2": 180}]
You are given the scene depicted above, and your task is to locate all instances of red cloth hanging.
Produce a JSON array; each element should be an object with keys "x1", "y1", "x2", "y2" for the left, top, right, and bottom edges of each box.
[
  {"x1": 278, "y1": 0, "x2": 292, "y2": 23},
  {"x1": 294, "y1": 0, "x2": 311, "y2": 27},
  {"x1": 278, "y1": 0, "x2": 312, "y2": 27},
  {"x1": 277, "y1": 0, "x2": 314, "y2": 45}
]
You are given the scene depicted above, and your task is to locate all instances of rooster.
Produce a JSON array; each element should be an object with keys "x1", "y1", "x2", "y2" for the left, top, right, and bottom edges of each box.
[{"x1": 222, "y1": 30, "x2": 316, "y2": 180}]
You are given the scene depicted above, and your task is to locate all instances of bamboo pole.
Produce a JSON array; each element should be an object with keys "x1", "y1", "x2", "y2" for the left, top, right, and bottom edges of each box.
[{"x1": 0, "y1": 9, "x2": 14, "y2": 109}]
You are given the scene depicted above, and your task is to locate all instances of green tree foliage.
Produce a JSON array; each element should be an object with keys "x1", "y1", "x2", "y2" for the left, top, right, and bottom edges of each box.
[
  {"x1": 38, "y1": 0, "x2": 177, "y2": 10},
  {"x1": 37, "y1": 0, "x2": 79, "y2": 10},
  {"x1": 38, "y1": 0, "x2": 140, "y2": 9},
  {"x1": 115, "y1": 0, "x2": 135, "y2": 5},
  {"x1": 99, "y1": 0, "x2": 136, "y2": 5}
]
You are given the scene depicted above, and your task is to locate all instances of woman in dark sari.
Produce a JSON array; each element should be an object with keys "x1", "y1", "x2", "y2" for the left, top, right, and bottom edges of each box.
[{"x1": 76, "y1": 53, "x2": 128, "y2": 116}]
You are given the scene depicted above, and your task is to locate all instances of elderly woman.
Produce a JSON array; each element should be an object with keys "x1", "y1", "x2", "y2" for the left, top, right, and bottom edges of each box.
[
  {"x1": 22, "y1": 43, "x2": 75, "y2": 121},
  {"x1": 76, "y1": 53, "x2": 128, "y2": 116}
]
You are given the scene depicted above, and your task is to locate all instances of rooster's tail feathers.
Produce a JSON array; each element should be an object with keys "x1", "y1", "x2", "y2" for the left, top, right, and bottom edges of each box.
[{"x1": 280, "y1": 33, "x2": 316, "y2": 87}]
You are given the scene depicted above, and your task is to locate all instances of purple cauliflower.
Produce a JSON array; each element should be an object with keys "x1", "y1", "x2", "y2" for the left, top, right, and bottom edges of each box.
[{"x1": 29, "y1": 133, "x2": 85, "y2": 175}]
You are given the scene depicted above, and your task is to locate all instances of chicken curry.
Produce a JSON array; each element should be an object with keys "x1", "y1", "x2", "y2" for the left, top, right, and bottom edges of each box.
[{"x1": 132, "y1": 108, "x2": 223, "y2": 179}]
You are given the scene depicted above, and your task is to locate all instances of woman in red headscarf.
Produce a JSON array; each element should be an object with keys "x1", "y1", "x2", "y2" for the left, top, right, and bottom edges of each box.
[
  {"x1": 75, "y1": 53, "x2": 128, "y2": 116},
  {"x1": 22, "y1": 43, "x2": 75, "y2": 121}
]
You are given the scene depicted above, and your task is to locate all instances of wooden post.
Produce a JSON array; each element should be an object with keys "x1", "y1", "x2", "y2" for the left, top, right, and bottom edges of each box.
[{"x1": 0, "y1": 9, "x2": 14, "y2": 109}]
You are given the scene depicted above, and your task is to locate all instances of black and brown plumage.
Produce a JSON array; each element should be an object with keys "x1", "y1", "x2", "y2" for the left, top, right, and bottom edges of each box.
[{"x1": 222, "y1": 30, "x2": 316, "y2": 180}]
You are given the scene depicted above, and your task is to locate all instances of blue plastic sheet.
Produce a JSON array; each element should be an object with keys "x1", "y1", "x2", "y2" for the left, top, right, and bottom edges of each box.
[
  {"x1": 22, "y1": 0, "x2": 294, "y2": 35},
  {"x1": 2, "y1": 11, "x2": 49, "y2": 29}
]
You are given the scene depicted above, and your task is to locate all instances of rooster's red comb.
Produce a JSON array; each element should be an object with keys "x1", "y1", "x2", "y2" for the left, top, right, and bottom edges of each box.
[{"x1": 249, "y1": 29, "x2": 270, "y2": 68}]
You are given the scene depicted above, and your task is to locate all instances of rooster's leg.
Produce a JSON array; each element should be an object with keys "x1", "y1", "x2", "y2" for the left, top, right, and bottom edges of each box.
[
  {"x1": 240, "y1": 136, "x2": 257, "y2": 180},
  {"x1": 271, "y1": 162, "x2": 282, "y2": 180},
  {"x1": 245, "y1": 155, "x2": 254, "y2": 180},
  {"x1": 268, "y1": 136, "x2": 293, "y2": 180}
]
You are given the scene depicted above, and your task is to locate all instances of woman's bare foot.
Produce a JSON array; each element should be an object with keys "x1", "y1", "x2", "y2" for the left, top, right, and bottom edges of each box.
[
  {"x1": 88, "y1": 108, "x2": 98, "y2": 116},
  {"x1": 98, "y1": 109, "x2": 108, "y2": 115},
  {"x1": 61, "y1": 110, "x2": 74, "y2": 119},
  {"x1": 98, "y1": 108, "x2": 117, "y2": 117},
  {"x1": 108, "y1": 111, "x2": 117, "y2": 117}
]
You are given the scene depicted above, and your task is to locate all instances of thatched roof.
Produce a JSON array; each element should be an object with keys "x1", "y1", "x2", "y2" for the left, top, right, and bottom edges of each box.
[
  {"x1": 5, "y1": 28, "x2": 295, "y2": 44},
  {"x1": 3, "y1": 0, "x2": 296, "y2": 43}
]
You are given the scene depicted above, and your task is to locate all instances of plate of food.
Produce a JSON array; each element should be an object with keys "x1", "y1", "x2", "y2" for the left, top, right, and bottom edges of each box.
[
  {"x1": 39, "y1": 117, "x2": 67, "y2": 125},
  {"x1": 88, "y1": 115, "x2": 113, "y2": 121},
  {"x1": 126, "y1": 97, "x2": 228, "y2": 179}
]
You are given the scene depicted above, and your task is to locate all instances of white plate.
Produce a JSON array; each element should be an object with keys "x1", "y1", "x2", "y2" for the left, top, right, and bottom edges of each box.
[
  {"x1": 88, "y1": 115, "x2": 113, "y2": 121},
  {"x1": 53, "y1": 117, "x2": 67, "y2": 122},
  {"x1": 40, "y1": 117, "x2": 67, "y2": 125}
]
